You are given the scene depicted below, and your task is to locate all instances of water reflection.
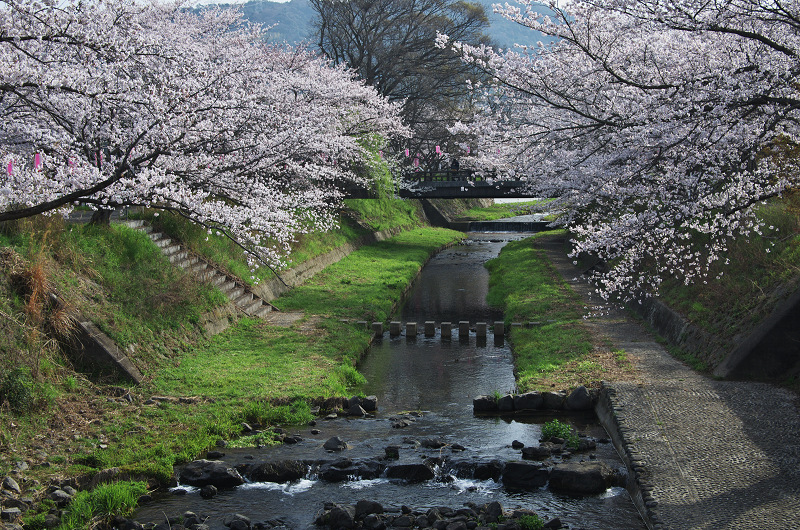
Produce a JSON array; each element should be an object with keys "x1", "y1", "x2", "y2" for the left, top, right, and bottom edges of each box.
[{"x1": 133, "y1": 234, "x2": 645, "y2": 529}]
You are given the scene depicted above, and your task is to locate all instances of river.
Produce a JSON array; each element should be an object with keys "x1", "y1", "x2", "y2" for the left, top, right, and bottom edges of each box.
[{"x1": 133, "y1": 233, "x2": 645, "y2": 529}]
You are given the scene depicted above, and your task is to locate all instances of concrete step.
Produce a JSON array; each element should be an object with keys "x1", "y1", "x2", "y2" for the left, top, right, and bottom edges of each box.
[
  {"x1": 162, "y1": 244, "x2": 181, "y2": 256},
  {"x1": 243, "y1": 299, "x2": 266, "y2": 315},
  {"x1": 120, "y1": 220, "x2": 145, "y2": 229},
  {"x1": 176, "y1": 257, "x2": 199, "y2": 269},
  {"x1": 252, "y1": 304, "x2": 272, "y2": 318},
  {"x1": 234, "y1": 292, "x2": 254, "y2": 307},
  {"x1": 217, "y1": 280, "x2": 236, "y2": 292},
  {"x1": 191, "y1": 262, "x2": 209, "y2": 274},
  {"x1": 226, "y1": 286, "x2": 245, "y2": 300},
  {"x1": 168, "y1": 250, "x2": 188, "y2": 263},
  {"x1": 148, "y1": 232, "x2": 163, "y2": 241},
  {"x1": 210, "y1": 274, "x2": 228, "y2": 286},
  {"x1": 153, "y1": 238, "x2": 172, "y2": 248},
  {"x1": 196, "y1": 269, "x2": 215, "y2": 281}
]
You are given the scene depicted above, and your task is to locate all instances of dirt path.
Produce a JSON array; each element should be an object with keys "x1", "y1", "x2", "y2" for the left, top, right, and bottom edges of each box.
[{"x1": 539, "y1": 237, "x2": 800, "y2": 530}]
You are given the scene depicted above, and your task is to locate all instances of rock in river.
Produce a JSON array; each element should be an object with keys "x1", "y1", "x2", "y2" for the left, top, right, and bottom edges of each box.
[
  {"x1": 548, "y1": 461, "x2": 614, "y2": 495},
  {"x1": 179, "y1": 460, "x2": 244, "y2": 489}
]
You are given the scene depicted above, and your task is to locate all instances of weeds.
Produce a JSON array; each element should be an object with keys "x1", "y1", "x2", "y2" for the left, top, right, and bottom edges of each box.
[
  {"x1": 518, "y1": 514, "x2": 545, "y2": 530},
  {"x1": 0, "y1": 368, "x2": 33, "y2": 414},
  {"x1": 541, "y1": 419, "x2": 580, "y2": 450},
  {"x1": 55, "y1": 481, "x2": 147, "y2": 530}
]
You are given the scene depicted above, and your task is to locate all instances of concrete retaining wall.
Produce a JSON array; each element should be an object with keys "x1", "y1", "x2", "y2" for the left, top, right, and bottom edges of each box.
[
  {"x1": 253, "y1": 227, "x2": 404, "y2": 303},
  {"x1": 595, "y1": 384, "x2": 656, "y2": 530}
]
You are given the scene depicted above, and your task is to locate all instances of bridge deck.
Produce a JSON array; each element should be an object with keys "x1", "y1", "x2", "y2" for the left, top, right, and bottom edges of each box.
[{"x1": 399, "y1": 169, "x2": 537, "y2": 199}]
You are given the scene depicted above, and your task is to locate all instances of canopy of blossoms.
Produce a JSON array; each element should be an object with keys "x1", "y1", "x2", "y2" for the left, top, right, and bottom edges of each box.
[
  {"x1": 1, "y1": 0, "x2": 407, "y2": 270},
  {"x1": 440, "y1": 0, "x2": 800, "y2": 299}
]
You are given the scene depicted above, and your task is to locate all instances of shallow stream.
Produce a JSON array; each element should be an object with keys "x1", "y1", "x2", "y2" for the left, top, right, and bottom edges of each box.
[{"x1": 134, "y1": 233, "x2": 645, "y2": 529}]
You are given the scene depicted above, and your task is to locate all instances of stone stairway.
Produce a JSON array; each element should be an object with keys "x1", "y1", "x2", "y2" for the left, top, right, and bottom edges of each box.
[{"x1": 120, "y1": 220, "x2": 274, "y2": 319}]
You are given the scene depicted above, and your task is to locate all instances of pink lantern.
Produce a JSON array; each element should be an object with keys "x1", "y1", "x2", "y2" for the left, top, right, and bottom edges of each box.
[
  {"x1": 436, "y1": 145, "x2": 441, "y2": 154},
  {"x1": 6, "y1": 161, "x2": 12, "y2": 175},
  {"x1": 34, "y1": 153, "x2": 42, "y2": 170},
  {"x1": 404, "y1": 148, "x2": 410, "y2": 157}
]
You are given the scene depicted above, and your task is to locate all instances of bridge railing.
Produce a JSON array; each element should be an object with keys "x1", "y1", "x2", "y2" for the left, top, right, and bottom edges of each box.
[{"x1": 402, "y1": 169, "x2": 506, "y2": 183}]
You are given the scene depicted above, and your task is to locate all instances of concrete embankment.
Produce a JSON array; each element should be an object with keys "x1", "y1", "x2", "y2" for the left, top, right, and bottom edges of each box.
[{"x1": 539, "y1": 236, "x2": 800, "y2": 530}]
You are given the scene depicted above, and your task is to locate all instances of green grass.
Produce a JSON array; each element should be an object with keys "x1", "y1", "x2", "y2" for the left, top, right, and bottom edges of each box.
[
  {"x1": 140, "y1": 199, "x2": 425, "y2": 287},
  {"x1": 541, "y1": 419, "x2": 580, "y2": 450},
  {"x1": 455, "y1": 200, "x2": 554, "y2": 222},
  {"x1": 275, "y1": 227, "x2": 465, "y2": 322},
  {"x1": 485, "y1": 232, "x2": 595, "y2": 391},
  {"x1": 656, "y1": 195, "x2": 800, "y2": 375},
  {"x1": 152, "y1": 317, "x2": 370, "y2": 400},
  {"x1": 0, "y1": 210, "x2": 462, "y2": 509},
  {"x1": 56, "y1": 481, "x2": 147, "y2": 530}
]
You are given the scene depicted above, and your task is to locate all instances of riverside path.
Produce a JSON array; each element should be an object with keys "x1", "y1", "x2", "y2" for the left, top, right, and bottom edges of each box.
[{"x1": 538, "y1": 236, "x2": 800, "y2": 530}]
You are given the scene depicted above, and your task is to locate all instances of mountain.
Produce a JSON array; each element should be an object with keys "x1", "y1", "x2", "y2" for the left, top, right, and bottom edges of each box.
[
  {"x1": 197, "y1": 0, "x2": 554, "y2": 48},
  {"x1": 201, "y1": 0, "x2": 315, "y2": 45}
]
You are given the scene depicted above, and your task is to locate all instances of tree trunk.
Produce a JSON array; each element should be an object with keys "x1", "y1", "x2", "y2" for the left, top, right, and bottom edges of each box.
[{"x1": 89, "y1": 208, "x2": 113, "y2": 226}]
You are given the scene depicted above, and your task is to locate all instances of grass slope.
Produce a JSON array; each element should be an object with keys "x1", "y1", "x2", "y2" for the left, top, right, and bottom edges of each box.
[
  {"x1": 485, "y1": 232, "x2": 633, "y2": 391},
  {"x1": 0, "y1": 206, "x2": 462, "y2": 528}
]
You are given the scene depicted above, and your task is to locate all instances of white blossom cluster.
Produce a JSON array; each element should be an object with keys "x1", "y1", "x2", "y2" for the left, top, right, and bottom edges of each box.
[
  {"x1": 440, "y1": 0, "x2": 800, "y2": 299},
  {"x1": 0, "y1": 0, "x2": 408, "y2": 272}
]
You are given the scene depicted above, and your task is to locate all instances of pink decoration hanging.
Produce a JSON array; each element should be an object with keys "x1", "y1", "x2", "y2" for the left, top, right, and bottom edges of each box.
[
  {"x1": 435, "y1": 145, "x2": 441, "y2": 154},
  {"x1": 466, "y1": 146, "x2": 470, "y2": 154},
  {"x1": 6, "y1": 161, "x2": 12, "y2": 175},
  {"x1": 404, "y1": 148, "x2": 410, "y2": 157},
  {"x1": 379, "y1": 150, "x2": 383, "y2": 158},
  {"x1": 414, "y1": 158, "x2": 419, "y2": 167},
  {"x1": 34, "y1": 153, "x2": 42, "y2": 170}
]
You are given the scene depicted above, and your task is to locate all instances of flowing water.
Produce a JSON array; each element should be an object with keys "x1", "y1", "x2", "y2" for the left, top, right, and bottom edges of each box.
[{"x1": 134, "y1": 233, "x2": 645, "y2": 529}]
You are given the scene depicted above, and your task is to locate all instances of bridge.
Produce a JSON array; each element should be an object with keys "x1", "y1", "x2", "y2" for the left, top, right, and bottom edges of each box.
[
  {"x1": 398, "y1": 170, "x2": 537, "y2": 198},
  {"x1": 342, "y1": 170, "x2": 538, "y2": 199}
]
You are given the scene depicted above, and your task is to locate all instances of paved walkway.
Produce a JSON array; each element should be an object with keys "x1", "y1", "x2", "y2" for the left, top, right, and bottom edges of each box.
[{"x1": 538, "y1": 237, "x2": 800, "y2": 530}]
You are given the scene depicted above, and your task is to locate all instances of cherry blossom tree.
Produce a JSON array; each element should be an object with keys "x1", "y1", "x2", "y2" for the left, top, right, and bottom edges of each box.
[
  {"x1": 440, "y1": 0, "x2": 800, "y2": 299},
  {"x1": 0, "y1": 0, "x2": 407, "y2": 270}
]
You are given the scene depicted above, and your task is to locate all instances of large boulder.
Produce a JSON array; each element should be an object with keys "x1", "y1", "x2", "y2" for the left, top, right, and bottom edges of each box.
[
  {"x1": 541, "y1": 391, "x2": 566, "y2": 410},
  {"x1": 565, "y1": 386, "x2": 593, "y2": 411},
  {"x1": 316, "y1": 504, "x2": 356, "y2": 529},
  {"x1": 179, "y1": 460, "x2": 244, "y2": 489},
  {"x1": 355, "y1": 500, "x2": 384, "y2": 518},
  {"x1": 474, "y1": 460, "x2": 505, "y2": 482},
  {"x1": 521, "y1": 442, "x2": 560, "y2": 461},
  {"x1": 497, "y1": 394, "x2": 515, "y2": 412},
  {"x1": 318, "y1": 459, "x2": 385, "y2": 482},
  {"x1": 548, "y1": 461, "x2": 614, "y2": 495},
  {"x1": 360, "y1": 395, "x2": 378, "y2": 412},
  {"x1": 323, "y1": 436, "x2": 348, "y2": 452},
  {"x1": 473, "y1": 395, "x2": 499, "y2": 413},
  {"x1": 501, "y1": 461, "x2": 550, "y2": 489},
  {"x1": 513, "y1": 392, "x2": 543, "y2": 411},
  {"x1": 386, "y1": 463, "x2": 435, "y2": 482},
  {"x1": 247, "y1": 460, "x2": 306, "y2": 483}
]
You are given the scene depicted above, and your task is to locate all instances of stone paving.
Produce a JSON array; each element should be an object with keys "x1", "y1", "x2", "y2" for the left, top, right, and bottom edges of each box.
[{"x1": 538, "y1": 238, "x2": 800, "y2": 530}]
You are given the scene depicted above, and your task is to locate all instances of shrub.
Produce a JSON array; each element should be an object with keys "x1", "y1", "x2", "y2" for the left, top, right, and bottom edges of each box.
[
  {"x1": 0, "y1": 368, "x2": 34, "y2": 413},
  {"x1": 541, "y1": 419, "x2": 580, "y2": 449},
  {"x1": 518, "y1": 514, "x2": 545, "y2": 530}
]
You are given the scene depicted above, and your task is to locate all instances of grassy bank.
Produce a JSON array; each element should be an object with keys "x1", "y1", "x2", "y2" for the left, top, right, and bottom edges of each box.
[
  {"x1": 485, "y1": 232, "x2": 634, "y2": 391},
  {"x1": 138, "y1": 198, "x2": 425, "y2": 287},
  {"x1": 655, "y1": 195, "x2": 800, "y2": 386},
  {"x1": 454, "y1": 199, "x2": 553, "y2": 222},
  {"x1": 0, "y1": 208, "x2": 462, "y2": 529}
]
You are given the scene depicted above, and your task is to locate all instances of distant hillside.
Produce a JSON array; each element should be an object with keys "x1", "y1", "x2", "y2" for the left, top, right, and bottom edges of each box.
[
  {"x1": 197, "y1": 0, "x2": 554, "y2": 48},
  {"x1": 481, "y1": 1, "x2": 558, "y2": 49}
]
